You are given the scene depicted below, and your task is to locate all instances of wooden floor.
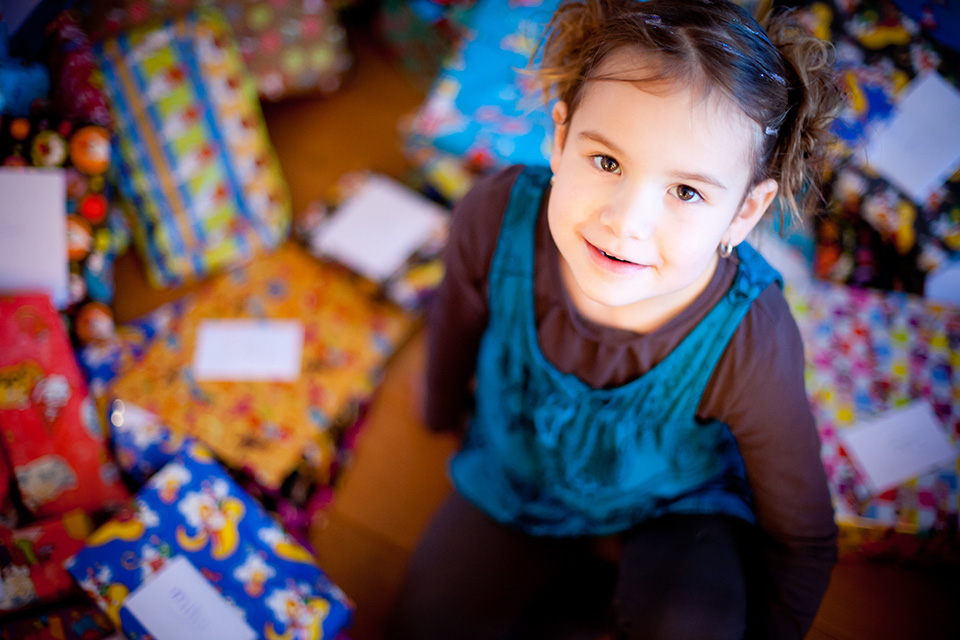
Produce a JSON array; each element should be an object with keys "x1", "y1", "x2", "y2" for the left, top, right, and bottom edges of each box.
[{"x1": 115, "y1": 21, "x2": 960, "y2": 640}]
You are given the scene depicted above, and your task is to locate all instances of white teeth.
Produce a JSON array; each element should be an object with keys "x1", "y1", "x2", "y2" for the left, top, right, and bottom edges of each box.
[{"x1": 601, "y1": 249, "x2": 632, "y2": 264}]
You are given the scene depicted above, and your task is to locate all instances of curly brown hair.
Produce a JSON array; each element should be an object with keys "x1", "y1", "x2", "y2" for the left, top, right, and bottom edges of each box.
[{"x1": 536, "y1": 0, "x2": 843, "y2": 225}]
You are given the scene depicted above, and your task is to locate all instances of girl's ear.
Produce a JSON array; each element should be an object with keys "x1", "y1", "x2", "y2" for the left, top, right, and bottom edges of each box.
[
  {"x1": 724, "y1": 178, "x2": 778, "y2": 248},
  {"x1": 549, "y1": 101, "x2": 569, "y2": 174}
]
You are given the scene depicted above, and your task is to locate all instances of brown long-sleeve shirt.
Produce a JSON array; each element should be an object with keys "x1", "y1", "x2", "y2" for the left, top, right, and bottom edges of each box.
[{"x1": 426, "y1": 165, "x2": 837, "y2": 637}]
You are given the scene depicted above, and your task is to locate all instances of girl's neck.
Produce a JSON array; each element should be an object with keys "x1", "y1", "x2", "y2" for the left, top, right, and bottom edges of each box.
[{"x1": 558, "y1": 253, "x2": 721, "y2": 334}]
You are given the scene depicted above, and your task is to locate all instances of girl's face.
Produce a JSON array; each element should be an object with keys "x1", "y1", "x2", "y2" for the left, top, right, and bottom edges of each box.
[{"x1": 547, "y1": 48, "x2": 777, "y2": 332}]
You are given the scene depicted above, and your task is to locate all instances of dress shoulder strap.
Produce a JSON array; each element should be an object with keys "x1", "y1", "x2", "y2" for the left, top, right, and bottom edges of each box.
[{"x1": 487, "y1": 165, "x2": 552, "y2": 292}]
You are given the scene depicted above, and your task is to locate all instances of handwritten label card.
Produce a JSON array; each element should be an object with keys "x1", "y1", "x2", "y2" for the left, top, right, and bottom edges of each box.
[
  {"x1": 839, "y1": 401, "x2": 958, "y2": 494},
  {"x1": 193, "y1": 320, "x2": 304, "y2": 381},
  {"x1": 124, "y1": 555, "x2": 257, "y2": 640},
  {"x1": 314, "y1": 174, "x2": 448, "y2": 282},
  {"x1": 0, "y1": 169, "x2": 69, "y2": 307},
  {"x1": 861, "y1": 72, "x2": 960, "y2": 204}
]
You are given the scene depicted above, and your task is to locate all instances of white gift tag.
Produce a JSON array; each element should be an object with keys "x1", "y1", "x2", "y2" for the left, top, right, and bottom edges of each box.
[
  {"x1": 839, "y1": 401, "x2": 958, "y2": 494},
  {"x1": 0, "y1": 169, "x2": 69, "y2": 308},
  {"x1": 193, "y1": 319, "x2": 304, "y2": 381},
  {"x1": 124, "y1": 555, "x2": 257, "y2": 640},
  {"x1": 860, "y1": 72, "x2": 960, "y2": 204},
  {"x1": 315, "y1": 175, "x2": 447, "y2": 282}
]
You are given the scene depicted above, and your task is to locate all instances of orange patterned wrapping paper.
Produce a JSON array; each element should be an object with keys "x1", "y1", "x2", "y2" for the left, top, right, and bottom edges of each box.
[{"x1": 110, "y1": 244, "x2": 415, "y2": 489}]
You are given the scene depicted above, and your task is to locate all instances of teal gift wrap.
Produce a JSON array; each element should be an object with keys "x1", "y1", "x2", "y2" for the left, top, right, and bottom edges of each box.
[{"x1": 65, "y1": 440, "x2": 353, "y2": 639}]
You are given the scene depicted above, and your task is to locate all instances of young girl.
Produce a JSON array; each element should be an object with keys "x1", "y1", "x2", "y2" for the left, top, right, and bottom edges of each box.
[{"x1": 391, "y1": 1, "x2": 842, "y2": 638}]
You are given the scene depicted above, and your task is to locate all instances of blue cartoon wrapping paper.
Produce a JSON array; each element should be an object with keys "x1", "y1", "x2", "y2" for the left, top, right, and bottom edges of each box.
[
  {"x1": 404, "y1": 0, "x2": 559, "y2": 183},
  {"x1": 65, "y1": 440, "x2": 353, "y2": 639}
]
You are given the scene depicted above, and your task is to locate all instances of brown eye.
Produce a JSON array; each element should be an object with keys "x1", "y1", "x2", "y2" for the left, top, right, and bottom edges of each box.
[
  {"x1": 674, "y1": 184, "x2": 701, "y2": 202},
  {"x1": 592, "y1": 155, "x2": 621, "y2": 174}
]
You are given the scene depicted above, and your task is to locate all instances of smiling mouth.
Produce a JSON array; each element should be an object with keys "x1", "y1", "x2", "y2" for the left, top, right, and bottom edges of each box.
[
  {"x1": 585, "y1": 240, "x2": 649, "y2": 272},
  {"x1": 599, "y1": 249, "x2": 636, "y2": 264}
]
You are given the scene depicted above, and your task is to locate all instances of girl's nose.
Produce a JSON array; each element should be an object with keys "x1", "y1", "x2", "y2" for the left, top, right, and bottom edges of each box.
[{"x1": 599, "y1": 185, "x2": 658, "y2": 240}]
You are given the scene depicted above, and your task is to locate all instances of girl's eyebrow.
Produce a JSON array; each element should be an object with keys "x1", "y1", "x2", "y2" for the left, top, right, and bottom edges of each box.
[
  {"x1": 577, "y1": 130, "x2": 627, "y2": 157},
  {"x1": 577, "y1": 130, "x2": 728, "y2": 191},
  {"x1": 668, "y1": 170, "x2": 728, "y2": 191}
]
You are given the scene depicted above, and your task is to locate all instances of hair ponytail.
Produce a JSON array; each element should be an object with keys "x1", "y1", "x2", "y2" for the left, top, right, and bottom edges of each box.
[
  {"x1": 763, "y1": 11, "x2": 844, "y2": 225},
  {"x1": 536, "y1": 0, "x2": 608, "y2": 115}
]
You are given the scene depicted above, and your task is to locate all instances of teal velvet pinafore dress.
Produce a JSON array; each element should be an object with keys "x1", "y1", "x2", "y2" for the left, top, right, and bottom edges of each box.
[{"x1": 449, "y1": 166, "x2": 782, "y2": 536}]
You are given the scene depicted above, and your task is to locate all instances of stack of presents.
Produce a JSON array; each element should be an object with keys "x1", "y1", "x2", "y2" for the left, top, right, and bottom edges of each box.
[
  {"x1": 0, "y1": 0, "x2": 957, "y2": 636},
  {"x1": 1, "y1": 0, "x2": 415, "y2": 637}
]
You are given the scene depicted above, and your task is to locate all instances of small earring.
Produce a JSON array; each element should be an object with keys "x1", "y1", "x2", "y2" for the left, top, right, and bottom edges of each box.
[
  {"x1": 719, "y1": 241, "x2": 733, "y2": 258},
  {"x1": 550, "y1": 175, "x2": 556, "y2": 185}
]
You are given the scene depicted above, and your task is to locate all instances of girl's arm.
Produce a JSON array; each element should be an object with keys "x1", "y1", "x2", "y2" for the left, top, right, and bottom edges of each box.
[
  {"x1": 424, "y1": 165, "x2": 525, "y2": 433},
  {"x1": 702, "y1": 289, "x2": 837, "y2": 639}
]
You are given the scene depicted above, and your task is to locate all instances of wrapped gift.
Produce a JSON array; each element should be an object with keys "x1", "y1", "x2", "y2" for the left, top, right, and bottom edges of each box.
[
  {"x1": 110, "y1": 244, "x2": 415, "y2": 490},
  {"x1": 96, "y1": 8, "x2": 291, "y2": 288},
  {"x1": 0, "y1": 293, "x2": 130, "y2": 518},
  {"x1": 783, "y1": 0, "x2": 960, "y2": 293},
  {"x1": 82, "y1": 0, "x2": 352, "y2": 101},
  {"x1": 0, "y1": 509, "x2": 93, "y2": 613},
  {"x1": 892, "y1": 0, "x2": 960, "y2": 52},
  {"x1": 404, "y1": 0, "x2": 560, "y2": 190},
  {"x1": 107, "y1": 398, "x2": 339, "y2": 550},
  {"x1": 78, "y1": 296, "x2": 186, "y2": 395},
  {"x1": 65, "y1": 440, "x2": 353, "y2": 639},
  {"x1": 295, "y1": 171, "x2": 450, "y2": 311},
  {"x1": 214, "y1": 0, "x2": 352, "y2": 100},
  {"x1": 374, "y1": 0, "x2": 475, "y2": 88},
  {"x1": 108, "y1": 400, "x2": 185, "y2": 486},
  {"x1": 0, "y1": 601, "x2": 115, "y2": 640},
  {"x1": 786, "y1": 280, "x2": 960, "y2": 560}
]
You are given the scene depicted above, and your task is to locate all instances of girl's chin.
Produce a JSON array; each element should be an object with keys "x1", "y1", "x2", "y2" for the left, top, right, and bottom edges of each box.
[{"x1": 571, "y1": 275, "x2": 660, "y2": 311}]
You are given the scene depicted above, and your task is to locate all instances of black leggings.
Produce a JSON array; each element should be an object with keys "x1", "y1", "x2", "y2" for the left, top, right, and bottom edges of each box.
[{"x1": 387, "y1": 492, "x2": 758, "y2": 640}]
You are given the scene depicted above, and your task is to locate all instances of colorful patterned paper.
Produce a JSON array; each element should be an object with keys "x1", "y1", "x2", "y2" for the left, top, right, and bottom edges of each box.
[
  {"x1": 65, "y1": 440, "x2": 353, "y2": 639},
  {"x1": 82, "y1": 0, "x2": 352, "y2": 101},
  {"x1": 404, "y1": 0, "x2": 560, "y2": 182},
  {"x1": 0, "y1": 293, "x2": 130, "y2": 519},
  {"x1": 786, "y1": 280, "x2": 960, "y2": 559},
  {"x1": 107, "y1": 399, "x2": 185, "y2": 485},
  {"x1": 0, "y1": 510, "x2": 93, "y2": 613},
  {"x1": 375, "y1": 0, "x2": 475, "y2": 88},
  {"x1": 109, "y1": 244, "x2": 415, "y2": 490},
  {"x1": 96, "y1": 8, "x2": 291, "y2": 288},
  {"x1": 78, "y1": 297, "x2": 187, "y2": 396},
  {"x1": 785, "y1": 0, "x2": 960, "y2": 293},
  {"x1": 220, "y1": 0, "x2": 352, "y2": 100},
  {"x1": 105, "y1": 398, "x2": 344, "y2": 551}
]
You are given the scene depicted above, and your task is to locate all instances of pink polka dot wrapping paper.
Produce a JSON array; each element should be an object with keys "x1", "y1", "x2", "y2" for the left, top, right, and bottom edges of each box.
[{"x1": 787, "y1": 281, "x2": 960, "y2": 560}]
